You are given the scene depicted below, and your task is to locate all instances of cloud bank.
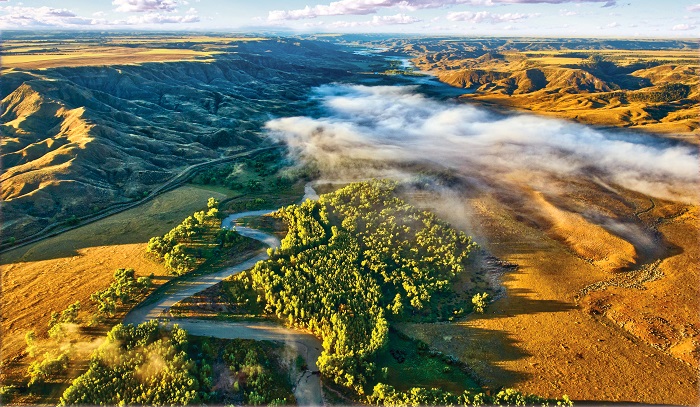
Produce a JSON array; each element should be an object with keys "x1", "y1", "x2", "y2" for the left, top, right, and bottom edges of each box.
[
  {"x1": 112, "y1": 0, "x2": 179, "y2": 13},
  {"x1": 266, "y1": 85, "x2": 697, "y2": 203},
  {"x1": 446, "y1": 10, "x2": 538, "y2": 23},
  {"x1": 267, "y1": 0, "x2": 616, "y2": 21},
  {"x1": 0, "y1": 4, "x2": 199, "y2": 28}
]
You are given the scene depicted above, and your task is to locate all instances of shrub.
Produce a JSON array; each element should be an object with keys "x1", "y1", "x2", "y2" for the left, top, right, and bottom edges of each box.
[
  {"x1": 27, "y1": 352, "x2": 69, "y2": 386},
  {"x1": 471, "y1": 293, "x2": 489, "y2": 314}
]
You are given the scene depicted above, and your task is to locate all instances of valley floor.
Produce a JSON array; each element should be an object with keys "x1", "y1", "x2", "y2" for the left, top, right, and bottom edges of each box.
[{"x1": 401, "y1": 194, "x2": 699, "y2": 405}]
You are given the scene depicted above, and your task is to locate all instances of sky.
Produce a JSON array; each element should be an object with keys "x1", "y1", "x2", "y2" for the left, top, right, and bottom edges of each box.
[{"x1": 0, "y1": 0, "x2": 697, "y2": 37}]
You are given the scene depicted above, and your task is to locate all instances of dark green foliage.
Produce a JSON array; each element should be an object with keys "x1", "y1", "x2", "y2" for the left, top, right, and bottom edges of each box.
[
  {"x1": 250, "y1": 180, "x2": 476, "y2": 393},
  {"x1": 628, "y1": 83, "x2": 691, "y2": 103},
  {"x1": 90, "y1": 269, "x2": 151, "y2": 317},
  {"x1": 369, "y1": 383, "x2": 573, "y2": 407},
  {"x1": 218, "y1": 274, "x2": 265, "y2": 316},
  {"x1": 222, "y1": 340, "x2": 294, "y2": 405},
  {"x1": 59, "y1": 321, "x2": 201, "y2": 406},
  {"x1": 146, "y1": 199, "x2": 226, "y2": 275},
  {"x1": 373, "y1": 330, "x2": 479, "y2": 394},
  {"x1": 192, "y1": 151, "x2": 288, "y2": 189},
  {"x1": 27, "y1": 352, "x2": 69, "y2": 386},
  {"x1": 216, "y1": 229, "x2": 246, "y2": 248}
]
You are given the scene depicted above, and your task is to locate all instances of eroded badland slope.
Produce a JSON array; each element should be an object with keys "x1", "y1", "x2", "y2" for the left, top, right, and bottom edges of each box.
[
  {"x1": 343, "y1": 37, "x2": 699, "y2": 140},
  {"x1": 1, "y1": 36, "x2": 372, "y2": 244}
]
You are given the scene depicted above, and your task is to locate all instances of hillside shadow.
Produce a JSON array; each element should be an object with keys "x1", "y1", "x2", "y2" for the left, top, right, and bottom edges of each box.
[
  {"x1": 478, "y1": 286, "x2": 577, "y2": 321},
  {"x1": 395, "y1": 320, "x2": 531, "y2": 391}
]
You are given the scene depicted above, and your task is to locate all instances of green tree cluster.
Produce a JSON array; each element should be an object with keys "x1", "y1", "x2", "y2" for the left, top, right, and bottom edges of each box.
[
  {"x1": 223, "y1": 339, "x2": 294, "y2": 405},
  {"x1": 146, "y1": 198, "x2": 225, "y2": 275},
  {"x1": 47, "y1": 301, "x2": 81, "y2": 339},
  {"x1": 60, "y1": 321, "x2": 203, "y2": 406},
  {"x1": 250, "y1": 180, "x2": 477, "y2": 393},
  {"x1": 369, "y1": 383, "x2": 573, "y2": 407},
  {"x1": 90, "y1": 268, "x2": 152, "y2": 317},
  {"x1": 628, "y1": 83, "x2": 691, "y2": 103},
  {"x1": 27, "y1": 352, "x2": 69, "y2": 387}
]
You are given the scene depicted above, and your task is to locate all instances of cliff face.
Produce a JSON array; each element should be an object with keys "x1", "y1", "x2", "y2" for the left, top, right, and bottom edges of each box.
[{"x1": 0, "y1": 39, "x2": 370, "y2": 240}]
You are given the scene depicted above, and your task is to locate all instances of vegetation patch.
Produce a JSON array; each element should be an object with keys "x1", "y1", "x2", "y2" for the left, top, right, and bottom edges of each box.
[
  {"x1": 191, "y1": 149, "x2": 316, "y2": 214},
  {"x1": 369, "y1": 383, "x2": 573, "y2": 407},
  {"x1": 249, "y1": 180, "x2": 478, "y2": 394},
  {"x1": 373, "y1": 330, "x2": 480, "y2": 394},
  {"x1": 146, "y1": 198, "x2": 258, "y2": 275},
  {"x1": 58, "y1": 321, "x2": 295, "y2": 406}
]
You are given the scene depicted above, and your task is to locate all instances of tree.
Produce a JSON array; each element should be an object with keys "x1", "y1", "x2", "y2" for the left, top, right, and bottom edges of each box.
[{"x1": 60, "y1": 322, "x2": 201, "y2": 406}]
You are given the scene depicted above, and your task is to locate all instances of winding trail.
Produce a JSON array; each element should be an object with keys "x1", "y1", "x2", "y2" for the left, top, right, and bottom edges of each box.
[{"x1": 124, "y1": 185, "x2": 324, "y2": 406}]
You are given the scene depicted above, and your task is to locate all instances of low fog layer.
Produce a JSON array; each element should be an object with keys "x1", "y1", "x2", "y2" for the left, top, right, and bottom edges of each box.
[{"x1": 266, "y1": 85, "x2": 698, "y2": 203}]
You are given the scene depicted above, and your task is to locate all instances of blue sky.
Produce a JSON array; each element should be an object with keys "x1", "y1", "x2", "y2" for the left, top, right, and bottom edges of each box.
[{"x1": 0, "y1": 0, "x2": 697, "y2": 37}]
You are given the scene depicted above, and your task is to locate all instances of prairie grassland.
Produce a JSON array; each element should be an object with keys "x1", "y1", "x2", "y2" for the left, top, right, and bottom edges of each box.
[
  {"x1": 0, "y1": 185, "x2": 229, "y2": 377},
  {"x1": 1, "y1": 46, "x2": 217, "y2": 69},
  {"x1": 399, "y1": 185, "x2": 699, "y2": 405},
  {"x1": 104, "y1": 36, "x2": 269, "y2": 44}
]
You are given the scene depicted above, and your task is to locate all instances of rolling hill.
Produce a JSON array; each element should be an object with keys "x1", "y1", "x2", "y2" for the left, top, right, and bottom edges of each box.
[{"x1": 1, "y1": 36, "x2": 373, "y2": 243}]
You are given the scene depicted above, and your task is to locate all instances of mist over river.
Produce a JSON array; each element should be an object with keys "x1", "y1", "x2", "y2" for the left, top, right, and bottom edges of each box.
[{"x1": 265, "y1": 84, "x2": 698, "y2": 204}]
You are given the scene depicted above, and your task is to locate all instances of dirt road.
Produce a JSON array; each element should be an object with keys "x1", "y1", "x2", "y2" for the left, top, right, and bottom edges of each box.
[
  {"x1": 168, "y1": 318, "x2": 323, "y2": 405},
  {"x1": 124, "y1": 185, "x2": 325, "y2": 406}
]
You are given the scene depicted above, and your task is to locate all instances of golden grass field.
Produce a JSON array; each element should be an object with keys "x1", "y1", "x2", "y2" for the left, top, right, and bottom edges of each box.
[
  {"x1": 1, "y1": 47, "x2": 217, "y2": 70},
  {"x1": 0, "y1": 185, "x2": 228, "y2": 391},
  {"x1": 399, "y1": 188, "x2": 699, "y2": 405},
  {"x1": 0, "y1": 35, "x2": 270, "y2": 70},
  {"x1": 414, "y1": 47, "x2": 699, "y2": 139}
]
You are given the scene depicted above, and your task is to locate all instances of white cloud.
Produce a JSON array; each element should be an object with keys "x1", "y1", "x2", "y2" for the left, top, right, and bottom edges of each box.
[
  {"x1": 606, "y1": 21, "x2": 619, "y2": 27},
  {"x1": 672, "y1": 23, "x2": 696, "y2": 31},
  {"x1": 267, "y1": 0, "x2": 615, "y2": 21},
  {"x1": 687, "y1": 4, "x2": 700, "y2": 12},
  {"x1": 559, "y1": 9, "x2": 578, "y2": 16},
  {"x1": 125, "y1": 12, "x2": 199, "y2": 23},
  {"x1": 447, "y1": 10, "x2": 537, "y2": 23},
  {"x1": 112, "y1": 0, "x2": 178, "y2": 13},
  {"x1": 0, "y1": 4, "x2": 200, "y2": 28},
  {"x1": 0, "y1": 6, "x2": 94, "y2": 27},
  {"x1": 329, "y1": 13, "x2": 421, "y2": 27},
  {"x1": 371, "y1": 13, "x2": 421, "y2": 24}
]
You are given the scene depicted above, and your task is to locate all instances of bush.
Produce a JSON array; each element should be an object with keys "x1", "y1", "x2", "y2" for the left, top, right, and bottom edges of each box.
[
  {"x1": 471, "y1": 293, "x2": 489, "y2": 314},
  {"x1": 628, "y1": 83, "x2": 691, "y2": 103},
  {"x1": 48, "y1": 301, "x2": 81, "y2": 339},
  {"x1": 146, "y1": 198, "x2": 223, "y2": 275},
  {"x1": 27, "y1": 352, "x2": 69, "y2": 386},
  {"x1": 60, "y1": 321, "x2": 201, "y2": 406},
  {"x1": 369, "y1": 383, "x2": 573, "y2": 406},
  {"x1": 90, "y1": 269, "x2": 151, "y2": 317}
]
